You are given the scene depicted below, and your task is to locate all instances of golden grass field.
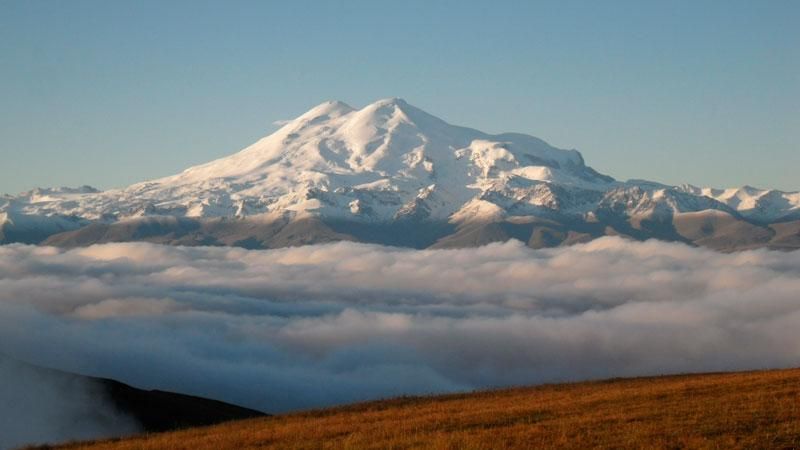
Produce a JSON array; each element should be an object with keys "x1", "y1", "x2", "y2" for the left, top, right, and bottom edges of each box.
[{"x1": 49, "y1": 368, "x2": 800, "y2": 450}]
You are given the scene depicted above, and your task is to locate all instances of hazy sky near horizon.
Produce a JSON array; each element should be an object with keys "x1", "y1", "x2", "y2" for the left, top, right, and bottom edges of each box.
[{"x1": 1, "y1": 0, "x2": 798, "y2": 194}]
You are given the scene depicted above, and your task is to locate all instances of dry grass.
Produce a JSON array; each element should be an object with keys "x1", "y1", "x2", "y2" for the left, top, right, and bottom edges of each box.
[{"x1": 51, "y1": 368, "x2": 800, "y2": 450}]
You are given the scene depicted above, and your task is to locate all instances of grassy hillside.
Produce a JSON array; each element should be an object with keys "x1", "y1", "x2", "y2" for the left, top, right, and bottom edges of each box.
[{"x1": 51, "y1": 368, "x2": 800, "y2": 450}]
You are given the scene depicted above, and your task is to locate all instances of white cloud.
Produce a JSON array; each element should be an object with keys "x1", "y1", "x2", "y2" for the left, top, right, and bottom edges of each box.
[
  {"x1": 0, "y1": 237, "x2": 799, "y2": 425},
  {"x1": 71, "y1": 297, "x2": 182, "y2": 320}
]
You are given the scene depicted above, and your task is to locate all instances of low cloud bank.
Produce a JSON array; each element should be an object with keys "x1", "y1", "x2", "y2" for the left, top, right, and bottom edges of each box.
[{"x1": 1, "y1": 238, "x2": 799, "y2": 429}]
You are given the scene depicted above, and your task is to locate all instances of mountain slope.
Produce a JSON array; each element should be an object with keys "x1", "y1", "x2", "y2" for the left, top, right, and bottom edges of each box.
[
  {"x1": 49, "y1": 368, "x2": 800, "y2": 450},
  {"x1": 2, "y1": 98, "x2": 798, "y2": 250},
  {"x1": 0, "y1": 356, "x2": 265, "y2": 450}
]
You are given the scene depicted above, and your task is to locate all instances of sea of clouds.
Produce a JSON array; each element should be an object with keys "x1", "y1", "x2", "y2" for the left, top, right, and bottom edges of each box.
[{"x1": 1, "y1": 237, "x2": 799, "y2": 445}]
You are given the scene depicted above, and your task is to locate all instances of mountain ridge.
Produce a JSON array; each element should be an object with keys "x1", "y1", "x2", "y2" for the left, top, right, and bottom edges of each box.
[{"x1": 2, "y1": 98, "x2": 799, "y2": 250}]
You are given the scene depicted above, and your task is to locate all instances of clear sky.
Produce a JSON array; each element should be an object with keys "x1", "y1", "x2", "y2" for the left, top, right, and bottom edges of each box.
[{"x1": 1, "y1": 0, "x2": 798, "y2": 194}]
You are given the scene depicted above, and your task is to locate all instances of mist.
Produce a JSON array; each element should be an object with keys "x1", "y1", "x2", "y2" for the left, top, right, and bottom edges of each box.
[
  {"x1": 0, "y1": 356, "x2": 139, "y2": 449},
  {"x1": 0, "y1": 237, "x2": 799, "y2": 429}
]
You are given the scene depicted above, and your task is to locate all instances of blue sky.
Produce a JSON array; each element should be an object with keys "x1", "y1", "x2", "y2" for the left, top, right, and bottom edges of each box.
[{"x1": 1, "y1": 0, "x2": 798, "y2": 194}]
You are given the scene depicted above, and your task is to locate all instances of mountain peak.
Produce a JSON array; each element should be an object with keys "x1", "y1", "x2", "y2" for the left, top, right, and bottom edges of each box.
[
  {"x1": 3, "y1": 97, "x2": 800, "y2": 249},
  {"x1": 370, "y1": 97, "x2": 409, "y2": 107},
  {"x1": 301, "y1": 98, "x2": 410, "y2": 120},
  {"x1": 295, "y1": 100, "x2": 355, "y2": 122},
  {"x1": 78, "y1": 97, "x2": 607, "y2": 222}
]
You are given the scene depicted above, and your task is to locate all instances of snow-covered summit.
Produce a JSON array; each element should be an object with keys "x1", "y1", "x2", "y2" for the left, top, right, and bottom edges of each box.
[
  {"x1": 2, "y1": 98, "x2": 799, "y2": 249},
  {"x1": 4, "y1": 98, "x2": 615, "y2": 223},
  {"x1": 677, "y1": 184, "x2": 800, "y2": 222}
]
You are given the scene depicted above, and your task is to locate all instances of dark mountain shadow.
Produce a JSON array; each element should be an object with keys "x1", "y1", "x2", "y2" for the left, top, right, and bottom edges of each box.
[{"x1": 1, "y1": 355, "x2": 266, "y2": 435}]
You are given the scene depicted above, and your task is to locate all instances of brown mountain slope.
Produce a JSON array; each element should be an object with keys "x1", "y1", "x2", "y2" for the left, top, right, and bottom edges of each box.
[{"x1": 49, "y1": 368, "x2": 800, "y2": 450}]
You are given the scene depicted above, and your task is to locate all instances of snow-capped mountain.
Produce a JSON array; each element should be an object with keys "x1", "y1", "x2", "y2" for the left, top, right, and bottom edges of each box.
[{"x1": 2, "y1": 98, "x2": 799, "y2": 251}]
